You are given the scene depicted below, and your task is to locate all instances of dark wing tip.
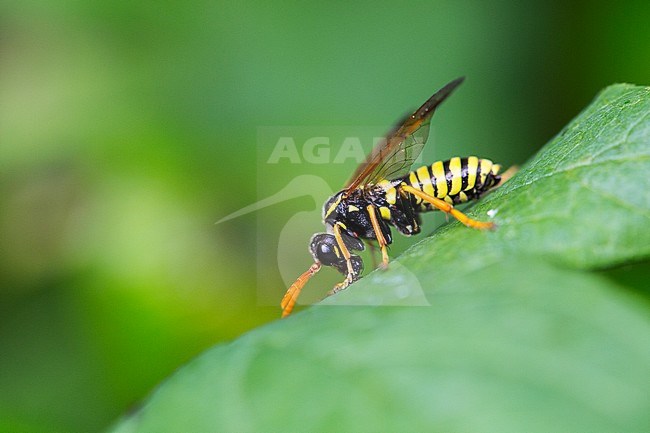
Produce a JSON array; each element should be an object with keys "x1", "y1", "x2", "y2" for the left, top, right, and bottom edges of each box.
[
  {"x1": 343, "y1": 77, "x2": 466, "y2": 191},
  {"x1": 413, "y1": 76, "x2": 465, "y2": 121}
]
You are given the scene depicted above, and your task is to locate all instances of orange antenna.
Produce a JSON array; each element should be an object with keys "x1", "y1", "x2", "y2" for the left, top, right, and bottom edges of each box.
[{"x1": 280, "y1": 262, "x2": 321, "y2": 317}]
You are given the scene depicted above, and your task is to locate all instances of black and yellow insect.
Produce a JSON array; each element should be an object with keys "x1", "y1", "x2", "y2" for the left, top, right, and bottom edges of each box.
[{"x1": 281, "y1": 77, "x2": 508, "y2": 317}]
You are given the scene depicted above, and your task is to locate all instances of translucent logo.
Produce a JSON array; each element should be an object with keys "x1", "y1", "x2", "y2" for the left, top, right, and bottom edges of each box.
[{"x1": 217, "y1": 126, "x2": 435, "y2": 309}]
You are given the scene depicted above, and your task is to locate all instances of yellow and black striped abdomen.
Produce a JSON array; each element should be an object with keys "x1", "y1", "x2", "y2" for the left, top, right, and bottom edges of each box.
[{"x1": 403, "y1": 156, "x2": 502, "y2": 211}]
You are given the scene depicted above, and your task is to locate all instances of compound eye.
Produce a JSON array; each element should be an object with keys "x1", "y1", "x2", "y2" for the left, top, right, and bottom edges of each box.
[
  {"x1": 319, "y1": 243, "x2": 333, "y2": 255},
  {"x1": 317, "y1": 242, "x2": 340, "y2": 264},
  {"x1": 309, "y1": 233, "x2": 342, "y2": 266}
]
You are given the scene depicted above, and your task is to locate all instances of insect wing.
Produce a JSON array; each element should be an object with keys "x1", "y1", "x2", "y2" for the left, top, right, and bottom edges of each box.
[
  {"x1": 357, "y1": 118, "x2": 431, "y2": 189},
  {"x1": 344, "y1": 77, "x2": 464, "y2": 191}
]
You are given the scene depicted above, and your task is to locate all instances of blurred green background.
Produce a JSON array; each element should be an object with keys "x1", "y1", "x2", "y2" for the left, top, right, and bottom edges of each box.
[{"x1": 1, "y1": 1, "x2": 648, "y2": 432}]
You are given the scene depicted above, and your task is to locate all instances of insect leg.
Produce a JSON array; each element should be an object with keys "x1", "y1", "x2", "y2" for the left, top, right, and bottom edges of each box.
[
  {"x1": 332, "y1": 221, "x2": 354, "y2": 271},
  {"x1": 499, "y1": 165, "x2": 519, "y2": 184},
  {"x1": 326, "y1": 222, "x2": 360, "y2": 296},
  {"x1": 366, "y1": 205, "x2": 390, "y2": 268},
  {"x1": 281, "y1": 262, "x2": 321, "y2": 318},
  {"x1": 401, "y1": 184, "x2": 495, "y2": 230}
]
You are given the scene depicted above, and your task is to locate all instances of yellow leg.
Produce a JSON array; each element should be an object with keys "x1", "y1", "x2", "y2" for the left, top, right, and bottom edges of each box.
[
  {"x1": 333, "y1": 222, "x2": 356, "y2": 276},
  {"x1": 326, "y1": 276, "x2": 353, "y2": 297},
  {"x1": 324, "y1": 222, "x2": 359, "y2": 297},
  {"x1": 366, "y1": 205, "x2": 390, "y2": 268},
  {"x1": 401, "y1": 185, "x2": 495, "y2": 230},
  {"x1": 499, "y1": 165, "x2": 519, "y2": 184}
]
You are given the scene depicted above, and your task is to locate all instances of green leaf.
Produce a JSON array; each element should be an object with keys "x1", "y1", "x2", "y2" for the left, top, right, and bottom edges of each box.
[{"x1": 109, "y1": 84, "x2": 650, "y2": 433}]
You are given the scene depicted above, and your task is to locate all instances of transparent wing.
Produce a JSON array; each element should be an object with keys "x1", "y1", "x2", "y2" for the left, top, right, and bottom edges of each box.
[
  {"x1": 357, "y1": 118, "x2": 431, "y2": 187},
  {"x1": 344, "y1": 77, "x2": 464, "y2": 191}
]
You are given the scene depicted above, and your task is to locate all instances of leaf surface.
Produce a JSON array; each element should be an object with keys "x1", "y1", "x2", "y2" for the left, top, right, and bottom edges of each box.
[{"x1": 109, "y1": 84, "x2": 650, "y2": 433}]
